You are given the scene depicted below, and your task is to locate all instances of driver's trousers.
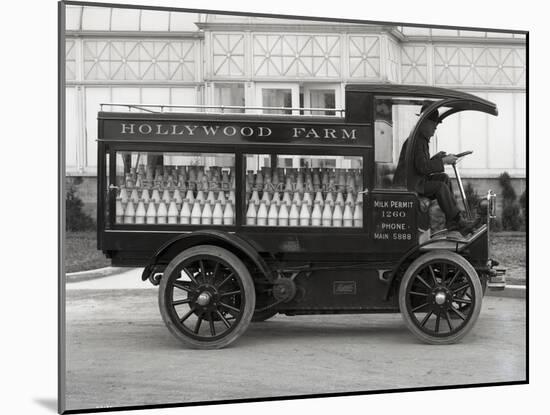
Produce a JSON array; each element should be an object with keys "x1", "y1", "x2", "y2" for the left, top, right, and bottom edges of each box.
[{"x1": 421, "y1": 173, "x2": 460, "y2": 222}]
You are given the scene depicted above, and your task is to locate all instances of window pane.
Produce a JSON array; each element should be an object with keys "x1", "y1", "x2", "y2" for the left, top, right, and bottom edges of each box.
[
  {"x1": 214, "y1": 83, "x2": 245, "y2": 113},
  {"x1": 114, "y1": 152, "x2": 235, "y2": 226},
  {"x1": 262, "y1": 89, "x2": 292, "y2": 114},
  {"x1": 244, "y1": 154, "x2": 363, "y2": 228},
  {"x1": 309, "y1": 89, "x2": 336, "y2": 115}
]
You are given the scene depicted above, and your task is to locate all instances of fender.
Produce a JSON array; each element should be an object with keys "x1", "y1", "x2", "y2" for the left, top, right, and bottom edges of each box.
[
  {"x1": 141, "y1": 229, "x2": 275, "y2": 283},
  {"x1": 383, "y1": 226, "x2": 487, "y2": 300}
]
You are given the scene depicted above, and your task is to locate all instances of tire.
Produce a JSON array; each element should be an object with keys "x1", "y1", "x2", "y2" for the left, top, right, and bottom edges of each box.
[
  {"x1": 251, "y1": 309, "x2": 278, "y2": 322},
  {"x1": 398, "y1": 251, "x2": 482, "y2": 345},
  {"x1": 159, "y1": 245, "x2": 256, "y2": 349}
]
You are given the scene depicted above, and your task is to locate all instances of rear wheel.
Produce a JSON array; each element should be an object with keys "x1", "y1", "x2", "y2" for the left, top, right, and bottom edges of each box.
[
  {"x1": 399, "y1": 251, "x2": 482, "y2": 345},
  {"x1": 159, "y1": 245, "x2": 256, "y2": 349}
]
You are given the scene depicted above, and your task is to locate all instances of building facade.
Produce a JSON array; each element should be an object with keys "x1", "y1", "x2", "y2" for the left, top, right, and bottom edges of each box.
[{"x1": 64, "y1": 5, "x2": 526, "y2": 215}]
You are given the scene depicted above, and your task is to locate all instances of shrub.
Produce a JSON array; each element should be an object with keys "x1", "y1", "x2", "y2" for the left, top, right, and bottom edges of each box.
[
  {"x1": 501, "y1": 204, "x2": 522, "y2": 231},
  {"x1": 66, "y1": 181, "x2": 95, "y2": 232},
  {"x1": 498, "y1": 172, "x2": 523, "y2": 231}
]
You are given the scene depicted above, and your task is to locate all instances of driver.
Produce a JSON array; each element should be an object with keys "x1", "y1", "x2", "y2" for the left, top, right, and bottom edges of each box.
[{"x1": 393, "y1": 105, "x2": 477, "y2": 235}]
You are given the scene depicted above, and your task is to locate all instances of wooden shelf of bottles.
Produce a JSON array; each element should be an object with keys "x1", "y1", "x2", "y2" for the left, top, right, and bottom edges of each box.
[
  {"x1": 245, "y1": 167, "x2": 363, "y2": 228},
  {"x1": 115, "y1": 163, "x2": 363, "y2": 228},
  {"x1": 115, "y1": 164, "x2": 235, "y2": 225}
]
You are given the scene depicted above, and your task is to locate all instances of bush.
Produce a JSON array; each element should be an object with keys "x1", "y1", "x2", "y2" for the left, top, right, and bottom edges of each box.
[
  {"x1": 498, "y1": 172, "x2": 523, "y2": 231},
  {"x1": 501, "y1": 204, "x2": 522, "y2": 231},
  {"x1": 66, "y1": 181, "x2": 95, "y2": 232}
]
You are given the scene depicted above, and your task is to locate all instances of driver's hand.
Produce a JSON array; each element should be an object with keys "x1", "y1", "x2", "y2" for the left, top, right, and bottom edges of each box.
[
  {"x1": 433, "y1": 151, "x2": 447, "y2": 159},
  {"x1": 442, "y1": 155, "x2": 459, "y2": 165}
]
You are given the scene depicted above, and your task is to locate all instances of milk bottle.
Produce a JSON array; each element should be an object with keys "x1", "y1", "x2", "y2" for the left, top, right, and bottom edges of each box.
[
  {"x1": 180, "y1": 199, "x2": 191, "y2": 224},
  {"x1": 201, "y1": 201, "x2": 212, "y2": 225},
  {"x1": 299, "y1": 201, "x2": 310, "y2": 226},
  {"x1": 246, "y1": 202, "x2": 257, "y2": 225},
  {"x1": 191, "y1": 201, "x2": 202, "y2": 225},
  {"x1": 146, "y1": 200, "x2": 156, "y2": 224},
  {"x1": 257, "y1": 200, "x2": 268, "y2": 226},
  {"x1": 353, "y1": 201, "x2": 363, "y2": 228},
  {"x1": 343, "y1": 201, "x2": 353, "y2": 227},
  {"x1": 268, "y1": 202, "x2": 278, "y2": 226},
  {"x1": 123, "y1": 200, "x2": 135, "y2": 224},
  {"x1": 135, "y1": 199, "x2": 146, "y2": 224},
  {"x1": 311, "y1": 200, "x2": 322, "y2": 226},
  {"x1": 141, "y1": 188, "x2": 151, "y2": 204},
  {"x1": 116, "y1": 197, "x2": 124, "y2": 223},
  {"x1": 156, "y1": 201, "x2": 168, "y2": 224},
  {"x1": 130, "y1": 188, "x2": 140, "y2": 203},
  {"x1": 278, "y1": 201, "x2": 289, "y2": 226},
  {"x1": 289, "y1": 201, "x2": 299, "y2": 226},
  {"x1": 167, "y1": 200, "x2": 179, "y2": 224},
  {"x1": 212, "y1": 201, "x2": 223, "y2": 225},
  {"x1": 162, "y1": 189, "x2": 171, "y2": 204},
  {"x1": 332, "y1": 202, "x2": 343, "y2": 227},
  {"x1": 185, "y1": 189, "x2": 195, "y2": 203},
  {"x1": 151, "y1": 188, "x2": 161, "y2": 204},
  {"x1": 223, "y1": 201, "x2": 234, "y2": 225},
  {"x1": 322, "y1": 202, "x2": 332, "y2": 227}
]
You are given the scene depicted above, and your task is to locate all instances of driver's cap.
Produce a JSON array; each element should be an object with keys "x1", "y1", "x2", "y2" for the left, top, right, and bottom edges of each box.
[{"x1": 418, "y1": 102, "x2": 441, "y2": 124}]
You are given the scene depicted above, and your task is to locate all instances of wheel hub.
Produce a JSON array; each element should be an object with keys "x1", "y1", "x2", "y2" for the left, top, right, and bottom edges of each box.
[
  {"x1": 197, "y1": 291, "x2": 212, "y2": 306},
  {"x1": 434, "y1": 291, "x2": 447, "y2": 305}
]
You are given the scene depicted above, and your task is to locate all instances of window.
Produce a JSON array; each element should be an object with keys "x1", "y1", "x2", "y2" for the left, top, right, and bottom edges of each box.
[
  {"x1": 261, "y1": 89, "x2": 292, "y2": 114},
  {"x1": 244, "y1": 154, "x2": 363, "y2": 228},
  {"x1": 113, "y1": 151, "x2": 235, "y2": 226},
  {"x1": 213, "y1": 83, "x2": 245, "y2": 113}
]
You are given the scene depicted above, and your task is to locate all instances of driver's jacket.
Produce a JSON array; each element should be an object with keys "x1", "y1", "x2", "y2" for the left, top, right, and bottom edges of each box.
[{"x1": 393, "y1": 131, "x2": 444, "y2": 194}]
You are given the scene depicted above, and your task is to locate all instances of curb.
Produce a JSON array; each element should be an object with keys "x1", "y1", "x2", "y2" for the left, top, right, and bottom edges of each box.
[
  {"x1": 66, "y1": 267, "x2": 132, "y2": 283},
  {"x1": 487, "y1": 284, "x2": 526, "y2": 299}
]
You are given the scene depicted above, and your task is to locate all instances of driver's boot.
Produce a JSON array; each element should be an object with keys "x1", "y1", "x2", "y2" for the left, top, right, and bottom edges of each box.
[{"x1": 446, "y1": 213, "x2": 479, "y2": 236}]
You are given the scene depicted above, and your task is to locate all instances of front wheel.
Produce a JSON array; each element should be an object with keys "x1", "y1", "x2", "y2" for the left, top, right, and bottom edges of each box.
[
  {"x1": 399, "y1": 251, "x2": 482, "y2": 345},
  {"x1": 159, "y1": 245, "x2": 256, "y2": 349}
]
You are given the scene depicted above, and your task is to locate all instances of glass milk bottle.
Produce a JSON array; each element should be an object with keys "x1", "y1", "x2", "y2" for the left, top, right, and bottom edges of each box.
[
  {"x1": 191, "y1": 201, "x2": 202, "y2": 225},
  {"x1": 146, "y1": 200, "x2": 156, "y2": 224},
  {"x1": 180, "y1": 199, "x2": 191, "y2": 225},
  {"x1": 311, "y1": 200, "x2": 322, "y2": 226},
  {"x1": 212, "y1": 201, "x2": 223, "y2": 225},
  {"x1": 115, "y1": 197, "x2": 124, "y2": 223},
  {"x1": 282, "y1": 191, "x2": 292, "y2": 206},
  {"x1": 322, "y1": 202, "x2": 332, "y2": 227},
  {"x1": 135, "y1": 199, "x2": 146, "y2": 224},
  {"x1": 332, "y1": 202, "x2": 343, "y2": 227},
  {"x1": 250, "y1": 189, "x2": 260, "y2": 205},
  {"x1": 278, "y1": 201, "x2": 289, "y2": 226},
  {"x1": 167, "y1": 200, "x2": 179, "y2": 224},
  {"x1": 246, "y1": 201, "x2": 257, "y2": 225},
  {"x1": 268, "y1": 201, "x2": 278, "y2": 226},
  {"x1": 289, "y1": 201, "x2": 299, "y2": 226},
  {"x1": 156, "y1": 201, "x2": 168, "y2": 224},
  {"x1": 151, "y1": 188, "x2": 161, "y2": 204},
  {"x1": 343, "y1": 201, "x2": 353, "y2": 227},
  {"x1": 223, "y1": 201, "x2": 234, "y2": 225},
  {"x1": 185, "y1": 189, "x2": 195, "y2": 203},
  {"x1": 141, "y1": 188, "x2": 151, "y2": 204},
  {"x1": 353, "y1": 201, "x2": 363, "y2": 228},
  {"x1": 119, "y1": 187, "x2": 129, "y2": 205},
  {"x1": 257, "y1": 200, "x2": 268, "y2": 226},
  {"x1": 130, "y1": 188, "x2": 140, "y2": 203},
  {"x1": 201, "y1": 200, "x2": 213, "y2": 225},
  {"x1": 299, "y1": 201, "x2": 310, "y2": 226},
  {"x1": 123, "y1": 200, "x2": 135, "y2": 224}
]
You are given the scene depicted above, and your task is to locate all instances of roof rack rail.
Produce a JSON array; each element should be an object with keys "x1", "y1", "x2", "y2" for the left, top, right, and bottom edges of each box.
[{"x1": 99, "y1": 103, "x2": 345, "y2": 116}]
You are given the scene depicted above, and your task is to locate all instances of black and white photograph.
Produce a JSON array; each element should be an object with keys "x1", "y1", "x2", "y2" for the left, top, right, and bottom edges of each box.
[{"x1": 57, "y1": 0, "x2": 529, "y2": 413}]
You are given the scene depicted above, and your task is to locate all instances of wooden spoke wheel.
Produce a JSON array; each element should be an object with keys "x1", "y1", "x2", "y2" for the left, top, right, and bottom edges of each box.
[
  {"x1": 399, "y1": 251, "x2": 482, "y2": 345},
  {"x1": 159, "y1": 245, "x2": 255, "y2": 349}
]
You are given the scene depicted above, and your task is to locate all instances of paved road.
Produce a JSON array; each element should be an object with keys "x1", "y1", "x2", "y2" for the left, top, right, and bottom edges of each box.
[{"x1": 63, "y1": 276, "x2": 526, "y2": 412}]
